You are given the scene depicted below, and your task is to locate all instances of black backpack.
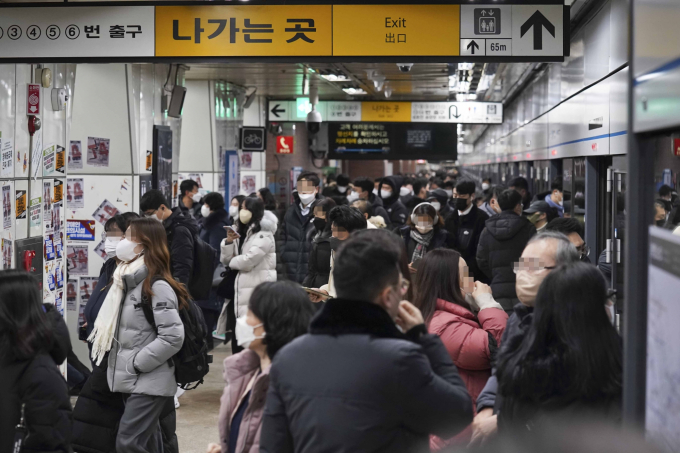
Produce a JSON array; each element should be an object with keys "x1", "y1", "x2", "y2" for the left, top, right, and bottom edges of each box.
[
  {"x1": 188, "y1": 234, "x2": 218, "y2": 300},
  {"x1": 140, "y1": 278, "x2": 213, "y2": 390}
]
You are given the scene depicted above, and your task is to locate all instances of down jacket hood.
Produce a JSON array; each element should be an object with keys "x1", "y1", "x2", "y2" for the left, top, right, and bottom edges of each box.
[
  {"x1": 166, "y1": 207, "x2": 200, "y2": 236},
  {"x1": 259, "y1": 210, "x2": 279, "y2": 233},
  {"x1": 484, "y1": 211, "x2": 533, "y2": 241},
  {"x1": 379, "y1": 176, "x2": 405, "y2": 205}
]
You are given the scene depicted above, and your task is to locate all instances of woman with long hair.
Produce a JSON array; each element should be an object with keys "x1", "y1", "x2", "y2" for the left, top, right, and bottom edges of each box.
[
  {"x1": 400, "y1": 202, "x2": 450, "y2": 273},
  {"x1": 496, "y1": 261, "x2": 622, "y2": 430},
  {"x1": 228, "y1": 195, "x2": 247, "y2": 225},
  {"x1": 302, "y1": 197, "x2": 337, "y2": 289},
  {"x1": 88, "y1": 217, "x2": 186, "y2": 452},
  {"x1": 413, "y1": 249, "x2": 508, "y2": 448},
  {"x1": 207, "y1": 281, "x2": 315, "y2": 453},
  {"x1": 0, "y1": 270, "x2": 72, "y2": 453}
]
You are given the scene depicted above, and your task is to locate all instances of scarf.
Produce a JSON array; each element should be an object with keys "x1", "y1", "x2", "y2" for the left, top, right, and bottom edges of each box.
[
  {"x1": 410, "y1": 229, "x2": 435, "y2": 263},
  {"x1": 88, "y1": 256, "x2": 146, "y2": 366}
]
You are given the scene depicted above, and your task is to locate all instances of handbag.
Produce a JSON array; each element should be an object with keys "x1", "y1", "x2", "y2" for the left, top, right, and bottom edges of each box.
[{"x1": 216, "y1": 267, "x2": 237, "y2": 299}]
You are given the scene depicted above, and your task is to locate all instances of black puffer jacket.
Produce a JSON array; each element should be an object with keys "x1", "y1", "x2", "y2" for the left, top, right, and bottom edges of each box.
[
  {"x1": 0, "y1": 305, "x2": 72, "y2": 453},
  {"x1": 276, "y1": 192, "x2": 323, "y2": 283},
  {"x1": 379, "y1": 176, "x2": 409, "y2": 230},
  {"x1": 400, "y1": 226, "x2": 450, "y2": 263},
  {"x1": 367, "y1": 192, "x2": 390, "y2": 226},
  {"x1": 476, "y1": 211, "x2": 536, "y2": 312},
  {"x1": 164, "y1": 207, "x2": 200, "y2": 287},
  {"x1": 260, "y1": 299, "x2": 473, "y2": 453},
  {"x1": 302, "y1": 228, "x2": 332, "y2": 289},
  {"x1": 448, "y1": 204, "x2": 489, "y2": 283}
]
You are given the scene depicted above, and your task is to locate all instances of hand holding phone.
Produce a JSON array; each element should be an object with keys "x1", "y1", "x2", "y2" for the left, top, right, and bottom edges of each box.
[{"x1": 224, "y1": 226, "x2": 241, "y2": 244}]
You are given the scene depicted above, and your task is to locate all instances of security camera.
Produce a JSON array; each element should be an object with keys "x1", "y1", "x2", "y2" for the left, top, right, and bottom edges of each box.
[
  {"x1": 306, "y1": 109, "x2": 322, "y2": 134},
  {"x1": 397, "y1": 63, "x2": 414, "y2": 73}
]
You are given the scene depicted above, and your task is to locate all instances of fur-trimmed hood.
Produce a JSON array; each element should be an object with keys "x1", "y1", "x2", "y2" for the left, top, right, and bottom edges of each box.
[{"x1": 260, "y1": 209, "x2": 279, "y2": 233}]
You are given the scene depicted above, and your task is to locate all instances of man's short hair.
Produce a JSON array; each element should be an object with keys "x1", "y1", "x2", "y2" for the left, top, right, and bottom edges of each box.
[
  {"x1": 527, "y1": 231, "x2": 580, "y2": 265},
  {"x1": 179, "y1": 180, "x2": 198, "y2": 198},
  {"x1": 203, "y1": 192, "x2": 225, "y2": 211},
  {"x1": 430, "y1": 177, "x2": 444, "y2": 188},
  {"x1": 509, "y1": 177, "x2": 529, "y2": 191},
  {"x1": 297, "y1": 171, "x2": 320, "y2": 187},
  {"x1": 336, "y1": 174, "x2": 350, "y2": 187},
  {"x1": 353, "y1": 177, "x2": 375, "y2": 194},
  {"x1": 551, "y1": 176, "x2": 563, "y2": 192},
  {"x1": 140, "y1": 189, "x2": 169, "y2": 212},
  {"x1": 455, "y1": 179, "x2": 476, "y2": 196},
  {"x1": 659, "y1": 184, "x2": 672, "y2": 198},
  {"x1": 443, "y1": 180, "x2": 455, "y2": 190},
  {"x1": 498, "y1": 189, "x2": 523, "y2": 211},
  {"x1": 351, "y1": 199, "x2": 373, "y2": 217},
  {"x1": 413, "y1": 178, "x2": 429, "y2": 196},
  {"x1": 329, "y1": 205, "x2": 367, "y2": 233},
  {"x1": 333, "y1": 231, "x2": 402, "y2": 301},
  {"x1": 546, "y1": 217, "x2": 584, "y2": 238}
]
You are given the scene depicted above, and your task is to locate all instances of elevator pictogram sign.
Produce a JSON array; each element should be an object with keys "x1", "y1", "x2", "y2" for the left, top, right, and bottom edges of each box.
[{"x1": 474, "y1": 8, "x2": 501, "y2": 35}]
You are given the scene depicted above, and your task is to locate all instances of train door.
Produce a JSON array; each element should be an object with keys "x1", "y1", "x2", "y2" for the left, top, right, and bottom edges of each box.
[{"x1": 604, "y1": 158, "x2": 627, "y2": 328}]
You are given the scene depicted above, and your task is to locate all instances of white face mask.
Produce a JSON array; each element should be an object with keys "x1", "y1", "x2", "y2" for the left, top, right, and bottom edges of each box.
[
  {"x1": 229, "y1": 206, "x2": 239, "y2": 218},
  {"x1": 400, "y1": 187, "x2": 411, "y2": 197},
  {"x1": 191, "y1": 192, "x2": 202, "y2": 203},
  {"x1": 347, "y1": 191, "x2": 360, "y2": 203},
  {"x1": 116, "y1": 239, "x2": 142, "y2": 263},
  {"x1": 201, "y1": 205, "x2": 211, "y2": 218},
  {"x1": 235, "y1": 316, "x2": 265, "y2": 349},
  {"x1": 105, "y1": 237, "x2": 122, "y2": 259},
  {"x1": 380, "y1": 189, "x2": 392, "y2": 199},
  {"x1": 444, "y1": 190, "x2": 453, "y2": 198},
  {"x1": 337, "y1": 186, "x2": 348, "y2": 194},
  {"x1": 415, "y1": 224, "x2": 433, "y2": 234},
  {"x1": 372, "y1": 188, "x2": 379, "y2": 196},
  {"x1": 299, "y1": 192, "x2": 316, "y2": 206},
  {"x1": 431, "y1": 201, "x2": 441, "y2": 212},
  {"x1": 482, "y1": 183, "x2": 490, "y2": 191}
]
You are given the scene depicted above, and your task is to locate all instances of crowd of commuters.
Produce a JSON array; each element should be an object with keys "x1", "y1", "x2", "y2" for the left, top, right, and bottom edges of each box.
[{"x1": 0, "y1": 170, "x2": 642, "y2": 453}]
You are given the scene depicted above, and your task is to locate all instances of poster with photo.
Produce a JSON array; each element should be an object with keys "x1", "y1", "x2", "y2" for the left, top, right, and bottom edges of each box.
[
  {"x1": 29, "y1": 197, "x2": 41, "y2": 228},
  {"x1": 46, "y1": 262, "x2": 56, "y2": 291},
  {"x1": 55, "y1": 291, "x2": 64, "y2": 316},
  {"x1": 242, "y1": 175, "x2": 256, "y2": 195},
  {"x1": 92, "y1": 199, "x2": 120, "y2": 226},
  {"x1": 187, "y1": 173, "x2": 204, "y2": 188},
  {"x1": 241, "y1": 152, "x2": 252, "y2": 169},
  {"x1": 69, "y1": 140, "x2": 82, "y2": 169},
  {"x1": 87, "y1": 137, "x2": 110, "y2": 167},
  {"x1": 66, "y1": 220, "x2": 95, "y2": 241},
  {"x1": 53, "y1": 180, "x2": 63, "y2": 203},
  {"x1": 15, "y1": 190, "x2": 26, "y2": 221},
  {"x1": 78, "y1": 298, "x2": 86, "y2": 327},
  {"x1": 1, "y1": 138, "x2": 13, "y2": 178},
  {"x1": 67, "y1": 178, "x2": 84, "y2": 209},
  {"x1": 152, "y1": 126, "x2": 173, "y2": 203},
  {"x1": 43, "y1": 181, "x2": 52, "y2": 231},
  {"x1": 67, "y1": 279, "x2": 78, "y2": 311},
  {"x1": 218, "y1": 173, "x2": 225, "y2": 194},
  {"x1": 55, "y1": 232, "x2": 63, "y2": 259},
  {"x1": 2, "y1": 185, "x2": 10, "y2": 229},
  {"x1": 93, "y1": 239, "x2": 108, "y2": 260},
  {"x1": 2, "y1": 239, "x2": 12, "y2": 270},
  {"x1": 140, "y1": 174, "x2": 153, "y2": 200},
  {"x1": 67, "y1": 245, "x2": 88, "y2": 275},
  {"x1": 56, "y1": 260, "x2": 63, "y2": 289},
  {"x1": 44, "y1": 234, "x2": 55, "y2": 262},
  {"x1": 52, "y1": 202, "x2": 62, "y2": 236},
  {"x1": 79, "y1": 277, "x2": 98, "y2": 310},
  {"x1": 55, "y1": 146, "x2": 65, "y2": 174},
  {"x1": 43, "y1": 144, "x2": 56, "y2": 176}
]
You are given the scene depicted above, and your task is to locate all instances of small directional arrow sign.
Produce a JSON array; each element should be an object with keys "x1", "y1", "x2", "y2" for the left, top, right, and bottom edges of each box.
[
  {"x1": 520, "y1": 10, "x2": 555, "y2": 50},
  {"x1": 270, "y1": 104, "x2": 286, "y2": 118},
  {"x1": 467, "y1": 40, "x2": 480, "y2": 54},
  {"x1": 449, "y1": 105, "x2": 462, "y2": 119}
]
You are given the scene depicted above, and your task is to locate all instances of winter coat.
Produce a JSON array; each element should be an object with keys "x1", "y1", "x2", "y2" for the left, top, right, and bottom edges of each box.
[
  {"x1": 164, "y1": 207, "x2": 200, "y2": 288},
  {"x1": 197, "y1": 209, "x2": 230, "y2": 312},
  {"x1": 322, "y1": 184, "x2": 349, "y2": 206},
  {"x1": 379, "y1": 176, "x2": 409, "y2": 230},
  {"x1": 84, "y1": 258, "x2": 117, "y2": 338},
  {"x1": 367, "y1": 192, "x2": 391, "y2": 228},
  {"x1": 179, "y1": 196, "x2": 202, "y2": 219},
  {"x1": 259, "y1": 298, "x2": 473, "y2": 453},
  {"x1": 448, "y1": 204, "x2": 489, "y2": 283},
  {"x1": 0, "y1": 305, "x2": 72, "y2": 453},
  {"x1": 476, "y1": 211, "x2": 536, "y2": 312},
  {"x1": 221, "y1": 210, "x2": 278, "y2": 318},
  {"x1": 400, "y1": 226, "x2": 450, "y2": 263},
  {"x1": 276, "y1": 193, "x2": 322, "y2": 283},
  {"x1": 302, "y1": 228, "x2": 332, "y2": 289},
  {"x1": 479, "y1": 202, "x2": 497, "y2": 218},
  {"x1": 218, "y1": 350, "x2": 270, "y2": 453},
  {"x1": 107, "y1": 266, "x2": 185, "y2": 397}
]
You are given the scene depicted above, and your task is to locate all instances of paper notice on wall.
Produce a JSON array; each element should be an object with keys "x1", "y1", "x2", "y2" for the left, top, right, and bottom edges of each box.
[
  {"x1": 53, "y1": 180, "x2": 63, "y2": 203},
  {"x1": 79, "y1": 277, "x2": 98, "y2": 308},
  {"x1": 15, "y1": 190, "x2": 26, "y2": 220},
  {"x1": 2, "y1": 238, "x2": 12, "y2": 270},
  {"x1": 92, "y1": 199, "x2": 120, "y2": 226},
  {"x1": 31, "y1": 133, "x2": 42, "y2": 179},
  {"x1": 69, "y1": 140, "x2": 82, "y2": 170},
  {"x1": 87, "y1": 137, "x2": 110, "y2": 167},
  {"x1": 66, "y1": 279, "x2": 78, "y2": 311},
  {"x1": 55, "y1": 232, "x2": 63, "y2": 259},
  {"x1": 67, "y1": 178, "x2": 84, "y2": 209},
  {"x1": 52, "y1": 201, "x2": 62, "y2": 237},
  {"x1": 67, "y1": 219, "x2": 96, "y2": 241},
  {"x1": 56, "y1": 260, "x2": 63, "y2": 289},
  {"x1": 29, "y1": 197, "x2": 41, "y2": 228},
  {"x1": 43, "y1": 181, "x2": 52, "y2": 231},
  {"x1": 2, "y1": 185, "x2": 11, "y2": 230},
  {"x1": 241, "y1": 152, "x2": 252, "y2": 169},
  {"x1": 44, "y1": 233, "x2": 55, "y2": 262},
  {"x1": 1, "y1": 139, "x2": 13, "y2": 177},
  {"x1": 55, "y1": 145, "x2": 65, "y2": 174},
  {"x1": 67, "y1": 244, "x2": 88, "y2": 275},
  {"x1": 55, "y1": 290, "x2": 64, "y2": 316},
  {"x1": 43, "y1": 144, "x2": 56, "y2": 176},
  {"x1": 242, "y1": 175, "x2": 256, "y2": 194},
  {"x1": 93, "y1": 239, "x2": 108, "y2": 260}
]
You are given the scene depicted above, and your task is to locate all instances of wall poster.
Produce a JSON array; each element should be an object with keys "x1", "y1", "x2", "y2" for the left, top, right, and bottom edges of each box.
[
  {"x1": 69, "y1": 140, "x2": 82, "y2": 169},
  {"x1": 152, "y1": 126, "x2": 173, "y2": 203},
  {"x1": 87, "y1": 136, "x2": 110, "y2": 167},
  {"x1": 2, "y1": 185, "x2": 10, "y2": 229},
  {"x1": 67, "y1": 178, "x2": 85, "y2": 209}
]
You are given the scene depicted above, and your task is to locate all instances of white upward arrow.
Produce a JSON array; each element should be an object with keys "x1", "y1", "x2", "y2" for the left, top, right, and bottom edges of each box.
[{"x1": 481, "y1": 10, "x2": 487, "y2": 16}]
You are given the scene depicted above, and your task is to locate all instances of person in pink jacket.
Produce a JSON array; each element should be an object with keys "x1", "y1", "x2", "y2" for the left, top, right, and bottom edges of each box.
[
  {"x1": 413, "y1": 248, "x2": 508, "y2": 448},
  {"x1": 207, "y1": 281, "x2": 315, "y2": 453}
]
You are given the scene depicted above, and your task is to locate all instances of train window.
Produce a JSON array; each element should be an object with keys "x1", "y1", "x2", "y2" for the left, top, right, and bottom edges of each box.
[
  {"x1": 652, "y1": 135, "x2": 679, "y2": 234},
  {"x1": 573, "y1": 158, "x2": 586, "y2": 223}
]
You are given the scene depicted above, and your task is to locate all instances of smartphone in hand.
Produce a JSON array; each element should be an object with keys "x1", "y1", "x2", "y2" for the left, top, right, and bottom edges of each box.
[{"x1": 223, "y1": 225, "x2": 241, "y2": 238}]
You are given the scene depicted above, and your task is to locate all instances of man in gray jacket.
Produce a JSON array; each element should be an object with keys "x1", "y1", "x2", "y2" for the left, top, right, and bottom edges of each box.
[{"x1": 260, "y1": 230, "x2": 472, "y2": 453}]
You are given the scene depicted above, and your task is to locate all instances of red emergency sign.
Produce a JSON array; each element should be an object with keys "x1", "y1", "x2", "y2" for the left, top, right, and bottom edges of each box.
[
  {"x1": 27, "y1": 84, "x2": 40, "y2": 115},
  {"x1": 277, "y1": 136, "x2": 294, "y2": 154},
  {"x1": 674, "y1": 138, "x2": 680, "y2": 156}
]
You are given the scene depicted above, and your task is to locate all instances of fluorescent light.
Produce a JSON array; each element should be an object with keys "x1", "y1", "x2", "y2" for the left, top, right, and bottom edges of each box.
[
  {"x1": 343, "y1": 87, "x2": 368, "y2": 95},
  {"x1": 321, "y1": 74, "x2": 349, "y2": 82}
]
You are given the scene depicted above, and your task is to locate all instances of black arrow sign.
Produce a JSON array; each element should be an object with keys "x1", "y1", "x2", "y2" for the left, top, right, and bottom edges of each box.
[
  {"x1": 467, "y1": 40, "x2": 479, "y2": 55},
  {"x1": 449, "y1": 105, "x2": 461, "y2": 119},
  {"x1": 520, "y1": 10, "x2": 555, "y2": 50},
  {"x1": 270, "y1": 104, "x2": 286, "y2": 118}
]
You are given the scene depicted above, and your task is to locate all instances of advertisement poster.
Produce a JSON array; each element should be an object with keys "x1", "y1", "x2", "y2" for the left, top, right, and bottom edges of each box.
[
  {"x1": 52, "y1": 202, "x2": 62, "y2": 236},
  {"x1": 242, "y1": 175, "x2": 256, "y2": 194},
  {"x1": 55, "y1": 146, "x2": 65, "y2": 174},
  {"x1": 43, "y1": 144, "x2": 56, "y2": 176},
  {"x1": 93, "y1": 239, "x2": 108, "y2": 260},
  {"x1": 31, "y1": 132, "x2": 42, "y2": 179},
  {"x1": 66, "y1": 219, "x2": 96, "y2": 241},
  {"x1": 2, "y1": 185, "x2": 10, "y2": 229},
  {"x1": 55, "y1": 291, "x2": 64, "y2": 316},
  {"x1": 67, "y1": 279, "x2": 78, "y2": 311},
  {"x1": 87, "y1": 136, "x2": 110, "y2": 167},
  {"x1": 187, "y1": 173, "x2": 204, "y2": 188},
  {"x1": 241, "y1": 152, "x2": 252, "y2": 169},
  {"x1": 29, "y1": 197, "x2": 41, "y2": 228},
  {"x1": 152, "y1": 126, "x2": 173, "y2": 203},
  {"x1": 140, "y1": 174, "x2": 152, "y2": 199},
  {"x1": 15, "y1": 190, "x2": 26, "y2": 220},
  {"x1": 44, "y1": 234, "x2": 55, "y2": 261},
  {"x1": 46, "y1": 263, "x2": 56, "y2": 291},
  {"x1": 67, "y1": 178, "x2": 84, "y2": 210},
  {"x1": 43, "y1": 181, "x2": 52, "y2": 231},
  {"x1": 92, "y1": 199, "x2": 120, "y2": 226},
  {"x1": 78, "y1": 299, "x2": 86, "y2": 328},
  {"x1": 69, "y1": 140, "x2": 82, "y2": 170},
  {"x1": 56, "y1": 261, "x2": 63, "y2": 289},
  {"x1": 53, "y1": 180, "x2": 63, "y2": 203},
  {"x1": 2, "y1": 239, "x2": 12, "y2": 270},
  {"x1": 1, "y1": 138, "x2": 13, "y2": 177},
  {"x1": 55, "y1": 232, "x2": 63, "y2": 259},
  {"x1": 67, "y1": 245, "x2": 88, "y2": 275},
  {"x1": 79, "y1": 277, "x2": 98, "y2": 309}
]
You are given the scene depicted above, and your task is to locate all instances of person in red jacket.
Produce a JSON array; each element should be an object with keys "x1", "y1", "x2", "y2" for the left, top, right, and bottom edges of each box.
[{"x1": 413, "y1": 248, "x2": 508, "y2": 448}]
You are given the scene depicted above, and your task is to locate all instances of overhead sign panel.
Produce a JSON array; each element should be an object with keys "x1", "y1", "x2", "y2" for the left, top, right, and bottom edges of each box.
[{"x1": 268, "y1": 101, "x2": 503, "y2": 124}]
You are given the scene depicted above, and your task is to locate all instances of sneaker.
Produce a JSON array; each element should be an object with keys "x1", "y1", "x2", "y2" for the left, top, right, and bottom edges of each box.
[{"x1": 174, "y1": 396, "x2": 180, "y2": 409}]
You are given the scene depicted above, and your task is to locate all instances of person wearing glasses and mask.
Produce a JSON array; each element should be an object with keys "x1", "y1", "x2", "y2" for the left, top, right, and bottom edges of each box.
[
  {"x1": 207, "y1": 281, "x2": 315, "y2": 453},
  {"x1": 401, "y1": 203, "x2": 450, "y2": 274},
  {"x1": 178, "y1": 179, "x2": 202, "y2": 219},
  {"x1": 470, "y1": 232, "x2": 579, "y2": 446},
  {"x1": 545, "y1": 218, "x2": 591, "y2": 263},
  {"x1": 260, "y1": 233, "x2": 472, "y2": 453}
]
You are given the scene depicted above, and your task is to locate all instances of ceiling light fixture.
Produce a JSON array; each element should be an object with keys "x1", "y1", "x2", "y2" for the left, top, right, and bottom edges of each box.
[{"x1": 343, "y1": 87, "x2": 368, "y2": 95}]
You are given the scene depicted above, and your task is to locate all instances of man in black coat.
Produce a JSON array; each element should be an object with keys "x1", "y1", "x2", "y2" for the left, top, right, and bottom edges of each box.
[
  {"x1": 403, "y1": 177, "x2": 429, "y2": 214},
  {"x1": 261, "y1": 231, "x2": 473, "y2": 453},
  {"x1": 276, "y1": 171, "x2": 324, "y2": 283},
  {"x1": 378, "y1": 176, "x2": 409, "y2": 230},
  {"x1": 141, "y1": 189, "x2": 199, "y2": 289},
  {"x1": 449, "y1": 179, "x2": 489, "y2": 283},
  {"x1": 509, "y1": 177, "x2": 532, "y2": 211},
  {"x1": 476, "y1": 189, "x2": 537, "y2": 312},
  {"x1": 322, "y1": 173, "x2": 350, "y2": 206},
  {"x1": 177, "y1": 179, "x2": 202, "y2": 219},
  {"x1": 351, "y1": 177, "x2": 391, "y2": 227}
]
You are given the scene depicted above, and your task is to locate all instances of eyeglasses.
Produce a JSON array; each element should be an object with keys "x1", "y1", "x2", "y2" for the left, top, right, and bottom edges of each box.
[
  {"x1": 513, "y1": 258, "x2": 556, "y2": 274},
  {"x1": 577, "y1": 244, "x2": 590, "y2": 258}
]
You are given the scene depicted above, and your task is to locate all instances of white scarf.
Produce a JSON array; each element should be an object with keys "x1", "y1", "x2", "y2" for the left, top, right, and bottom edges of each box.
[{"x1": 88, "y1": 256, "x2": 147, "y2": 366}]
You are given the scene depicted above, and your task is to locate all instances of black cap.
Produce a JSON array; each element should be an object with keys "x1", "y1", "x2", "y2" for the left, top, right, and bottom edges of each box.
[{"x1": 524, "y1": 200, "x2": 551, "y2": 214}]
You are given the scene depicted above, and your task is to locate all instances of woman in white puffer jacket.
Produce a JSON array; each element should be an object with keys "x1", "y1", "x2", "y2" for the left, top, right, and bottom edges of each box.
[{"x1": 221, "y1": 197, "x2": 278, "y2": 319}]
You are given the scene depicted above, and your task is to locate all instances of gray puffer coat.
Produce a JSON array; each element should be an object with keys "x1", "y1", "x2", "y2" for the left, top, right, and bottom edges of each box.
[{"x1": 107, "y1": 266, "x2": 185, "y2": 397}]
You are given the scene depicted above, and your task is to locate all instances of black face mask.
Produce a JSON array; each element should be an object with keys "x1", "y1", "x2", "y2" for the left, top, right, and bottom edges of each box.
[
  {"x1": 313, "y1": 218, "x2": 326, "y2": 232},
  {"x1": 454, "y1": 198, "x2": 469, "y2": 211},
  {"x1": 656, "y1": 219, "x2": 666, "y2": 227},
  {"x1": 329, "y1": 237, "x2": 342, "y2": 251}
]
